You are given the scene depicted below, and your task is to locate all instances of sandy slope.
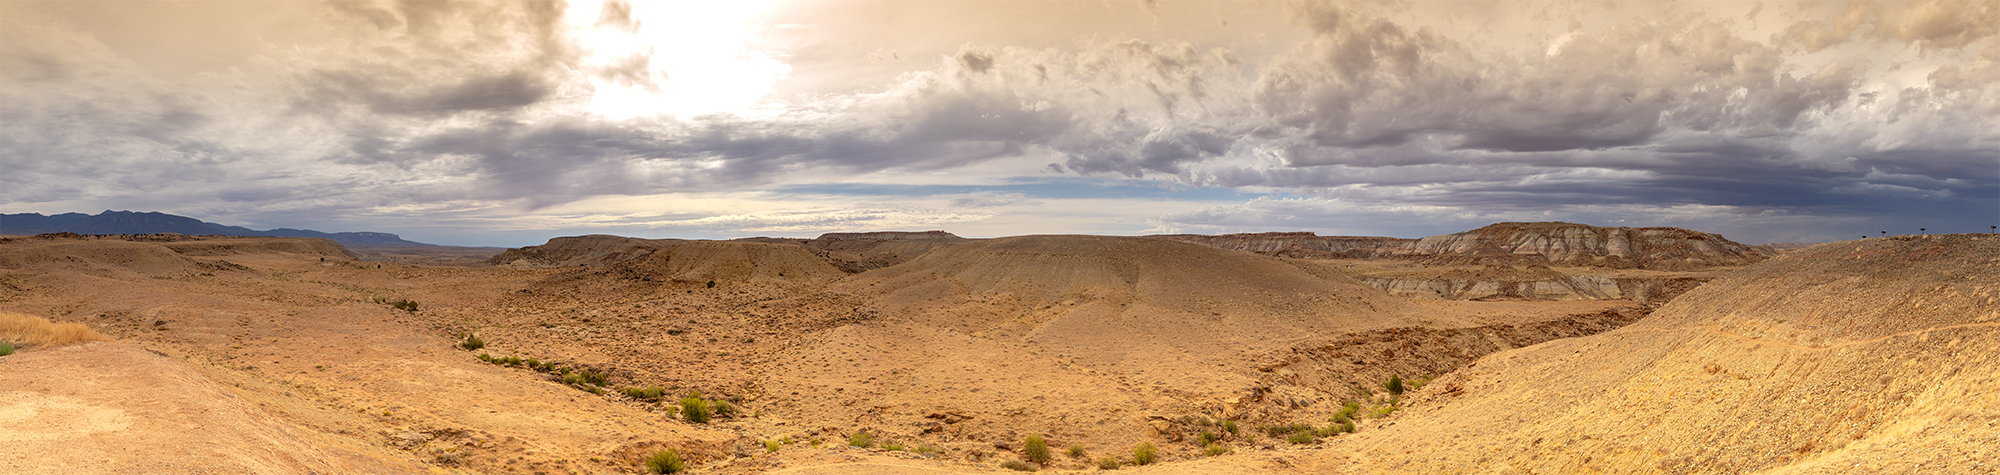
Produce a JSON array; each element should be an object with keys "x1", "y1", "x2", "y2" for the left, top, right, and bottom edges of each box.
[
  {"x1": 21, "y1": 229, "x2": 1928, "y2": 474},
  {"x1": 1300, "y1": 234, "x2": 2000, "y2": 474},
  {"x1": 0, "y1": 342, "x2": 419, "y2": 475}
]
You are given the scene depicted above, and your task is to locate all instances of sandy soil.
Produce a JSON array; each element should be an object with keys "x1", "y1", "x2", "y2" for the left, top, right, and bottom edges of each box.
[{"x1": 3, "y1": 232, "x2": 1984, "y2": 474}]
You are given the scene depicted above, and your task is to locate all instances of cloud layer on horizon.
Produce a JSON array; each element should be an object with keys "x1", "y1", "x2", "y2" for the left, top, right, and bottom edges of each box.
[{"x1": 1, "y1": 0, "x2": 1994, "y2": 246}]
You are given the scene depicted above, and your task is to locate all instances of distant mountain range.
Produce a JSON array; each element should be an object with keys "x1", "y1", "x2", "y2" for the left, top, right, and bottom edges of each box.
[{"x1": 0, "y1": 210, "x2": 431, "y2": 247}]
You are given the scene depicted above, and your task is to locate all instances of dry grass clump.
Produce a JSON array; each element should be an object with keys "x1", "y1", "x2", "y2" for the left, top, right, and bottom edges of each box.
[{"x1": 0, "y1": 312, "x2": 109, "y2": 350}]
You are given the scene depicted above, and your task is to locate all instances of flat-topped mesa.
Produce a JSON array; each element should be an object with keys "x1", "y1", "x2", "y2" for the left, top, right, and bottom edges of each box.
[
  {"x1": 813, "y1": 230, "x2": 966, "y2": 241},
  {"x1": 1390, "y1": 222, "x2": 1773, "y2": 270},
  {"x1": 1149, "y1": 232, "x2": 1414, "y2": 258}
]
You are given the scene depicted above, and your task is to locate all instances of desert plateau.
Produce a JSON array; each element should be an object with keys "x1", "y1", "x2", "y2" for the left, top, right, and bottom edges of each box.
[{"x1": 3, "y1": 222, "x2": 1994, "y2": 475}]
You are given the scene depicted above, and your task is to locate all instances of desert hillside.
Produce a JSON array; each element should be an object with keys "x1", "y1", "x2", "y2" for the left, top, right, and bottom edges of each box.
[
  {"x1": 4, "y1": 229, "x2": 1975, "y2": 475},
  {"x1": 1284, "y1": 234, "x2": 1999, "y2": 474},
  {"x1": 1162, "y1": 223, "x2": 1770, "y2": 304}
]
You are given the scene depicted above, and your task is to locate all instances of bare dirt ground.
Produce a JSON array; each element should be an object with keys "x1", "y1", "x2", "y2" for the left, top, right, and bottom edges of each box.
[{"x1": 3, "y1": 232, "x2": 1986, "y2": 474}]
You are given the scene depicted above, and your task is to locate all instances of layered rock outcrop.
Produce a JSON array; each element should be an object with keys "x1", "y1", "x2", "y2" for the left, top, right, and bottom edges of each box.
[
  {"x1": 1148, "y1": 232, "x2": 1413, "y2": 258},
  {"x1": 1389, "y1": 222, "x2": 1773, "y2": 270}
]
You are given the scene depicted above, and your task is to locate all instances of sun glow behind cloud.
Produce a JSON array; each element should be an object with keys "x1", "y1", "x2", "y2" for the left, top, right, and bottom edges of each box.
[{"x1": 568, "y1": 0, "x2": 790, "y2": 120}]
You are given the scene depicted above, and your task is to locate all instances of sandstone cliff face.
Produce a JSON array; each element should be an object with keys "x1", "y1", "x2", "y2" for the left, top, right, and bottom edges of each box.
[{"x1": 1389, "y1": 222, "x2": 1773, "y2": 270}]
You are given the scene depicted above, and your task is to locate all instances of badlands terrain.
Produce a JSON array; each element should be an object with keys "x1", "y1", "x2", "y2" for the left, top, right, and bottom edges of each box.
[{"x1": 1, "y1": 223, "x2": 1993, "y2": 474}]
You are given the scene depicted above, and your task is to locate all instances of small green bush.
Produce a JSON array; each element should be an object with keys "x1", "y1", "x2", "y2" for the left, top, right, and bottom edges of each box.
[
  {"x1": 848, "y1": 432, "x2": 873, "y2": 448},
  {"x1": 1000, "y1": 460, "x2": 1037, "y2": 472},
  {"x1": 1133, "y1": 442, "x2": 1157, "y2": 466},
  {"x1": 680, "y1": 394, "x2": 711, "y2": 423},
  {"x1": 1287, "y1": 432, "x2": 1314, "y2": 445},
  {"x1": 1340, "y1": 420, "x2": 1356, "y2": 433},
  {"x1": 623, "y1": 386, "x2": 665, "y2": 400},
  {"x1": 764, "y1": 440, "x2": 781, "y2": 452},
  {"x1": 1222, "y1": 420, "x2": 1239, "y2": 435},
  {"x1": 390, "y1": 299, "x2": 419, "y2": 312},
  {"x1": 1024, "y1": 434, "x2": 1050, "y2": 465},
  {"x1": 1066, "y1": 443, "x2": 1087, "y2": 459},
  {"x1": 916, "y1": 446, "x2": 938, "y2": 456},
  {"x1": 712, "y1": 399, "x2": 734, "y2": 418},
  {"x1": 0, "y1": 341, "x2": 13, "y2": 356},
  {"x1": 460, "y1": 333, "x2": 484, "y2": 351},
  {"x1": 1204, "y1": 443, "x2": 1230, "y2": 457},
  {"x1": 1097, "y1": 457, "x2": 1122, "y2": 469},
  {"x1": 644, "y1": 449, "x2": 685, "y2": 474},
  {"x1": 882, "y1": 442, "x2": 904, "y2": 451},
  {"x1": 1386, "y1": 374, "x2": 1405, "y2": 395},
  {"x1": 1197, "y1": 430, "x2": 1219, "y2": 445}
]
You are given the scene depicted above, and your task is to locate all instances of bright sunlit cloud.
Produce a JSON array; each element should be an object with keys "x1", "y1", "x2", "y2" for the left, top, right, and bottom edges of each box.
[{"x1": 568, "y1": 0, "x2": 790, "y2": 120}]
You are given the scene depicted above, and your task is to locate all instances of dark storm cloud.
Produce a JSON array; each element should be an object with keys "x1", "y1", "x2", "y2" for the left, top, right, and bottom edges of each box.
[{"x1": 2, "y1": 1, "x2": 1994, "y2": 244}]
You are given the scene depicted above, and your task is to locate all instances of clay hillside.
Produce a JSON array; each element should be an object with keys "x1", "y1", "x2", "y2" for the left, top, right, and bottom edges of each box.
[
  {"x1": 1162, "y1": 223, "x2": 1775, "y2": 306},
  {"x1": 1, "y1": 227, "x2": 1988, "y2": 475}
]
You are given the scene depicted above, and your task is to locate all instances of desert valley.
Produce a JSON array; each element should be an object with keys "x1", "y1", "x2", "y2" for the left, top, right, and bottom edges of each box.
[{"x1": 2, "y1": 222, "x2": 1994, "y2": 475}]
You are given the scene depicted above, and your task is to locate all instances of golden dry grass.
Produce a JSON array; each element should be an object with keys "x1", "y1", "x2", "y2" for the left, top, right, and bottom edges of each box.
[{"x1": 0, "y1": 311, "x2": 109, "y2": 349}]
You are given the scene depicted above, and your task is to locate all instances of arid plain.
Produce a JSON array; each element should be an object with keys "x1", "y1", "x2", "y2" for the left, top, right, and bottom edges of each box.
[{"x1": 2, "y1": 223, "x2": 1994, "y2": 474}]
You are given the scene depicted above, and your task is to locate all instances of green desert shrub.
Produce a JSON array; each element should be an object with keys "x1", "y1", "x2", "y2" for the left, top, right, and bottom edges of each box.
[
  {"x1": 390, "y1": 299, "x2": 419, "y2": 312},
  {"x1": 1386, "y1": 374, "x2": 1405, "y2": 395},
  {"x1": 643, "y1": 449, "x2": 685, "y2": 474},
  {"x1": 3, "y1": 340, "x2": 17, "y2": 356},
  {"x1": 680, "y1": 394, "x2": 712, "y2": 423},
  {"x1": 848, "y1": 432, "x2": 873, "y2": 448},
  {"x1": 1222, "y1": 420, "x2": 1239, "y2": 435},
  {"x1": 712, "y1": 399, "x2": 734, "y2": 418},
  {"x1": 1000, "y1": 460, "x2": 1037, "y2": 472},
  {"x1": 1024, "y1": 434, "x2": 1051, "y2": 465},
  {"x1": 1198, "y1": 430, "x2": 1219, "y2": 445},
  {"x1": 882, "y1": 442, "x2": 904, "y2": 451},
  {"x1": 459, "y1": 333, "x2": 484, "y2": 351},
  {"x1": 764, "y1": 440, "x2": 781, "y2": 452},
  {"x1": 1286, "y1": 432, "x2": 1315, "y2": 445},
  {"x1": 1204, "y1": 443, "x2": 1230, "y2": 457},
  {"x1": 1132, "y1": 442, "x2": 1157, "y2": 466},
  {"x1": 623, "y1": 386, "x2": 665, "y2": 400},
  {"x1": 1066, "y1": 443, "x2": 1088, "y2": 459},
  {"x1": 1097, "y1": 457, "x2": 1122, "y2": 469}
]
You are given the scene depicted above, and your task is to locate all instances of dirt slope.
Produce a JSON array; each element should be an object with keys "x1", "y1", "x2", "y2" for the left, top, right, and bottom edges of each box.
[
  {"x1": 1309, "y1": 234, "x2": 2000, "y2": 474},
  {"x1": 1, "y1": 234, "x2": 745, "y2": 474},
  {"x1": 0, "y1": 236, "x2": 209, "y2": 277},
  {"x1": 841, "y1": 235, "x2": 1415, "y2": 367},
  {"x1": 487, "y1": 234, "x2": 681, "y2": 267},
  {"x1": 0, "y1": 342, "x2": 419, "y2": 475},
  {"x1": 614, "y1": 241, "x2": 848, "y2": 286}
]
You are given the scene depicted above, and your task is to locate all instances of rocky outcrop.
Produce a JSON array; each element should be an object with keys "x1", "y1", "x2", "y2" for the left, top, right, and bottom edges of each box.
[
  {"x1": 1148, "y1": 232, "x2": 1413, "y2": 259},
  {"x1": 815, "y1": 230, "x2": 965, "y2": 241},
  {"x1": 1385, "y1": 222, "x2": 1772, "y2": 270},
  {"x1": 486, "y1": 235, "x2": 680, "y2": 267},
  {"x1": 1357, "y1": 265, "x2": 1708, "y2": 306},
  {"x1": 1154, "y1": 223, "x2": 1769, "y2": 271}
]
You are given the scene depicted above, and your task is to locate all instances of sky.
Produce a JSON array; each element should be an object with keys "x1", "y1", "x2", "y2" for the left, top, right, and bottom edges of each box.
[{"x1": 1, "y1": 0, "x2": 1995, "y2": 247}]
